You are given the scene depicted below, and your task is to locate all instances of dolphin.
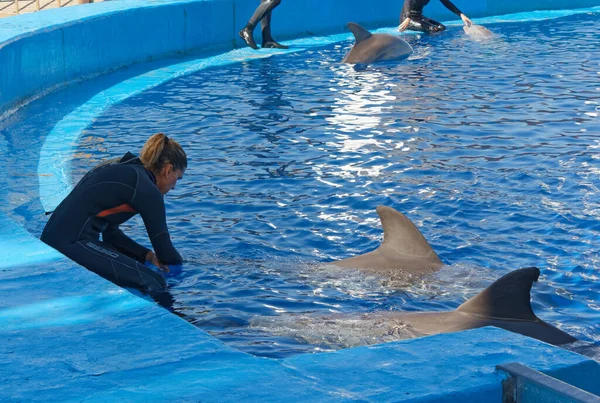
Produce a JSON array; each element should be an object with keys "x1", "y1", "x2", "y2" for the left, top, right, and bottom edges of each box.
[
  {"x1": 342, "y1": 22, "x2": 413, "y2": 64},
  {"x1": 378, "y1": 267, "x2": 578, "y2": 346},
  {"x1": 463, "y1": 24, "x2": 495, "y2": 40},
  {"x1": 332, "y1": 206, "x2": 443, "y2": 275},
  {"x1": 252, "y1": 267, "x2": 578, "y2": 347}
]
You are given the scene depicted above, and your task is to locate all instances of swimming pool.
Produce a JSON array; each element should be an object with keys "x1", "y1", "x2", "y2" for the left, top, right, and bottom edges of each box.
[{"x1": 3, "y1": 9, "x2": 599, "y2": 360}]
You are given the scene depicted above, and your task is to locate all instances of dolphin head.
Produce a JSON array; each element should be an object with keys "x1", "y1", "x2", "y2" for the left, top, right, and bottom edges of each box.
[{"x1": 463, "y1": 24, "x2": 495, "y2": 40}]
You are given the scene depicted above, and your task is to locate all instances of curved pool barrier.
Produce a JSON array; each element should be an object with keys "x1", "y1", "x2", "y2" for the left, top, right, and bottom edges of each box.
[{"x1": 2, "y1": 0, "x2": 600, "y2": 400}]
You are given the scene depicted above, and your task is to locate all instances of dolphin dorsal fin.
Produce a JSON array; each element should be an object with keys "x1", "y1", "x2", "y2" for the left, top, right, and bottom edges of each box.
[
  {"x1": 348, "y1": 22, "x2": 373, "y2": 43},
  {"x1": 377, "y1": 206, "x2": 441, "y2": 261},
  {"x1": 457, "y1": 267, "x2": 541, "y2": 320}
]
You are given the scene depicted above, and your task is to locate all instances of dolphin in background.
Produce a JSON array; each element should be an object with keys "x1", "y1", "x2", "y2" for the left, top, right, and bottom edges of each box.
[
  {"x1": 342, "y1": 23, "x2": 413, "y2": 64},
  {"x1": 252, "y1": 267, "x2": 578, "y2": 347},
  {"x1": 463, "y1": 24, "x2": 495, "y2": 40},
  {"x1": 332, "y1": 206, "x2": 443, "y2": 275}
]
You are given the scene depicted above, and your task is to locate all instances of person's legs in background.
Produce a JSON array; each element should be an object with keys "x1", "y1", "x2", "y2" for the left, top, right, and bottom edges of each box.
[{"x1": 239, "y1": 0, "x2": 287, "y2": 49}]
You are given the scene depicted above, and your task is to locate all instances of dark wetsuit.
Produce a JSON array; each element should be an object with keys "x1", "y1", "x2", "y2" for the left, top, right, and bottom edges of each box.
[
  {"x1": 239, "y1": 0, "x2": 288, "y2": 49},
  {"x1": 401, "y1": 0, "x2": 463, "y2": 33},
  {"x1": 41, "y1": 152, "x2": 182, "y2": 305},
  {"x1": 247, "y1": 0, "x2": 281, "y2": 29}
]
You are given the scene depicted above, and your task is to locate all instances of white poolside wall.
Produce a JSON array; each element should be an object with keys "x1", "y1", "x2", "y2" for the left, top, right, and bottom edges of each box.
[{"x1": 1, "y1": 0, "x2": 600, "y2": 115}]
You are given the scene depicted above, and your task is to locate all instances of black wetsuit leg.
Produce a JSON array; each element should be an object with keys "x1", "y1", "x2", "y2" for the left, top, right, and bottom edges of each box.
[
  {"x1": 62, "y1": 239, "x2": 173, "y2": 307},
  {"x1": 407, "y1": 16, "x2": 446, "y2": 33},
  {"x1": 247, "y1": 0, "x2": 281, "y2": 29},
  {"x1": 261, "y1": 6, "x2": 288, "y2": 49},
  {"x1": 401, "y1": 0, "x2": 448, "y2": 34},
  {"x1": 239, "y1": 0, "x2": 286, "y2": 49}
]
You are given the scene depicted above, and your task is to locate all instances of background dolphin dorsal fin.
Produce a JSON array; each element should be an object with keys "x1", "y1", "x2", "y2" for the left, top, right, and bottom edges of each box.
[
  {"x1": 348, "y1": 22, "x2": 373, "y2": 43},
  {"x1": 457, "y1": 267, "x2": 541, "y2": 320},
  {"x1": 376, "y1": 206, "x2": 441, "y2": 262}
]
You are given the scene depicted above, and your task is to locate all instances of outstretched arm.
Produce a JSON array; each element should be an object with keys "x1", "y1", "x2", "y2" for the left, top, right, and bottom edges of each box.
[
  {"x1": 440, "y1": 0, "x2": 472, "y2": 25},
  {"x1": 439, "y1": 0, "x2": 462, "y2": 16},
  {"x1": 132, "y1": 178, "x2": 183, "y2": 267}
]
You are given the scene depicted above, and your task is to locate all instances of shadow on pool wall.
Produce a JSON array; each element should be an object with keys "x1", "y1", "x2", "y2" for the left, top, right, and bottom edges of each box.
[{"x1": 2, "y1": 0, "x2": 600, "y2": 401}]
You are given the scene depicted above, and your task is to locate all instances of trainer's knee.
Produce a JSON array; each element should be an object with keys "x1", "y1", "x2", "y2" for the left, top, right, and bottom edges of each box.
[{"x1": 144, "y1": 272, "x2": 167, "y2": 294}]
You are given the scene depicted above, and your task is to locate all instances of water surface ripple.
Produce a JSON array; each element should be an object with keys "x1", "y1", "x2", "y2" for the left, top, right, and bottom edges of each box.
[{"x1": 24, "y1": 12, "x2": 600, "y2": 357}]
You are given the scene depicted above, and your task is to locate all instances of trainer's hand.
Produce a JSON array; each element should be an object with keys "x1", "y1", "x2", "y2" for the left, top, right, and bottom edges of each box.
[
  {"x1": 461, "y1": 14, "x2": 473, "y2": 26},
  {"x1": 146, "y1": 251, "x2": 170, "y2": 273},
  {"x1": 398, "y1": 17, "x2": 411, "y2": 32}
]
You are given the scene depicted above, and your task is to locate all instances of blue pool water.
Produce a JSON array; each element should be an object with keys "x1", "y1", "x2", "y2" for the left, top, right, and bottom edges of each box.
[{"x1": 3, "y1": 11, "x2": 599, "y2": 359}]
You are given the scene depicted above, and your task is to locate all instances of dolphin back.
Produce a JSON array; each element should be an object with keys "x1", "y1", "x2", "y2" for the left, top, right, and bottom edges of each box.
[
  {"x1": 347, "y1": 22, "x2": 373, "y2": 43},
  {"x1": 457, "y1": 267, "x2": 539, "y2": 320},
  {"x1": 456, "y1": 267, "x2": 578, "y2": 345},
  {"x1": 342, "y1": 23, "x2": 412, "y2": 65},
  {"x1": 332, "y1": 205, "x2": 442, "y2": 272},
  {"x1": 377, "y1": 206, "x2": 441, "y2": 263}
]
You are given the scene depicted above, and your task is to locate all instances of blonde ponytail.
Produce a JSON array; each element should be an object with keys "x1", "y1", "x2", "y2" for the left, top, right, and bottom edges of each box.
[{"x1": 140, "y1": 132, "x2": 187, "y2": 173}]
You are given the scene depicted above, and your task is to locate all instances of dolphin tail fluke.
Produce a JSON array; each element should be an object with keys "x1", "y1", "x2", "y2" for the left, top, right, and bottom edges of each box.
[
  {"x1": 347, "y1": 22, "x2": 372, "y2": 43},
  {"x1": 457, "y1": 267, "x2": 540, "y2": 320},
  {"x1": 377, "y1": 206, "x2": 442, "y2": 264}
]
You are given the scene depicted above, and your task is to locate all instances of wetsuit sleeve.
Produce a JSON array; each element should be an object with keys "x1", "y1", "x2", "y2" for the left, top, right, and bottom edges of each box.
[
  {"x1": 131, "y1": 176, "x2": 183, "y2": 265},
  {"x1": 440, "y1": 0, "x2": 463, "y2": 16},
  {"x1": 102, "y1": 224, "x2": 151, "y2": 263}
]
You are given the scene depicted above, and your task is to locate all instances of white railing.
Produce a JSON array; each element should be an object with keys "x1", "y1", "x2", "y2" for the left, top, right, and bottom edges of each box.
[{"x1": 5, "y1": 0, "x2": 91, "y2": 16}]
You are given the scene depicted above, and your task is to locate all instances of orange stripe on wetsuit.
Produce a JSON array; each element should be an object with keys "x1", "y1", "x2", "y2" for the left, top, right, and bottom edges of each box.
[{"x1": 96, "y1": 204, "x2": 137, "y2": 218}]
